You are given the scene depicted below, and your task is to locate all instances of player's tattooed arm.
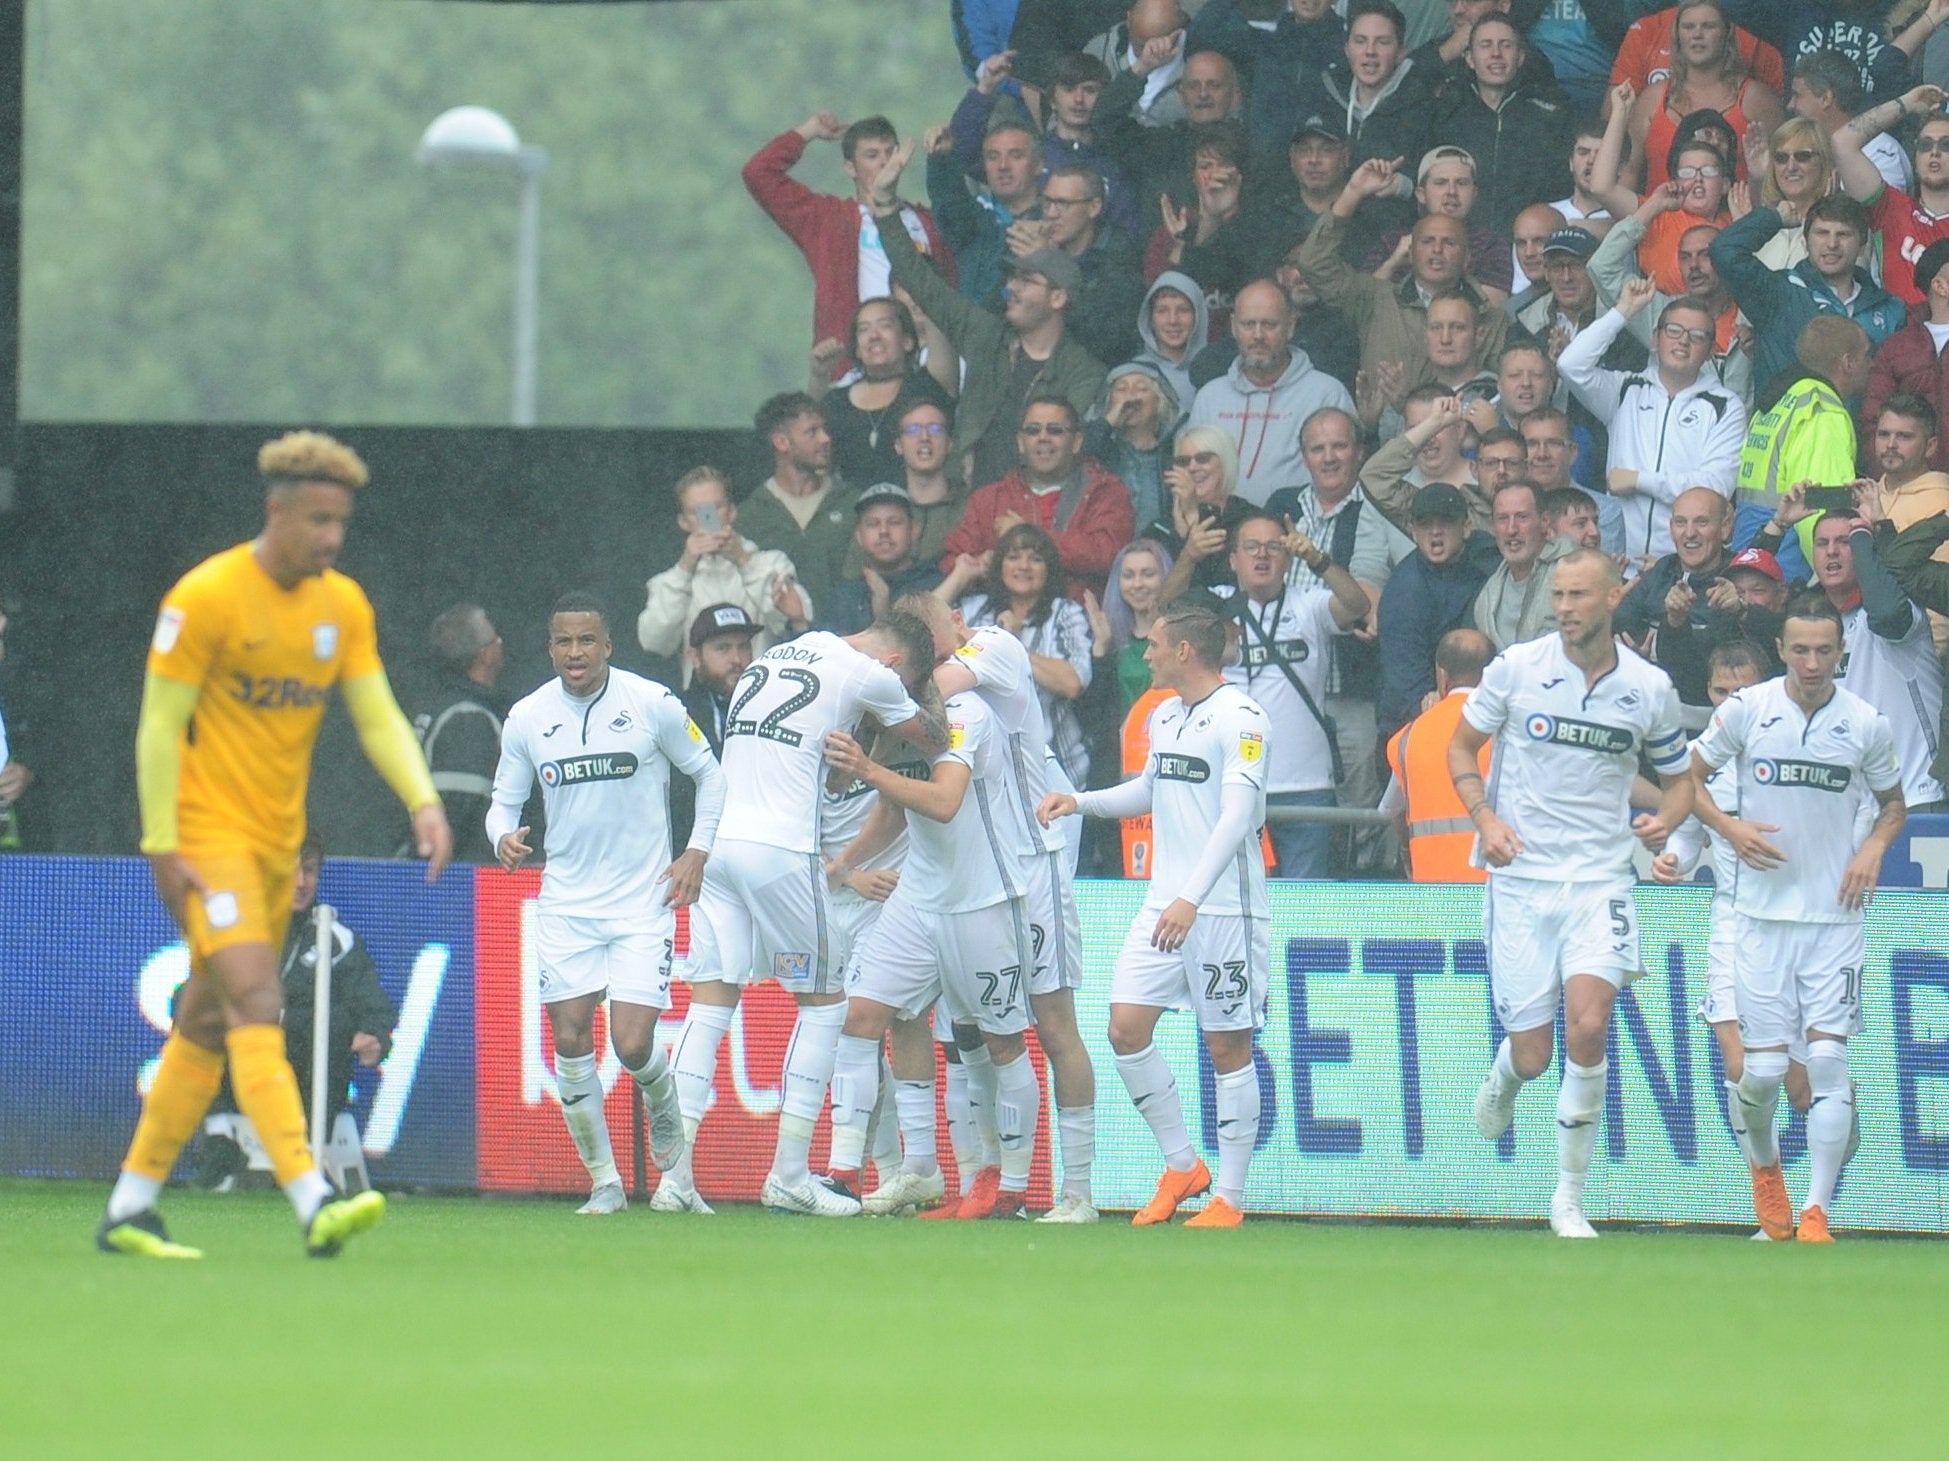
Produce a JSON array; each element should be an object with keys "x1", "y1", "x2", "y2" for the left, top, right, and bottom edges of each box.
[{"x1": 889, "y1": 678, "x2": 950, "y2": 753}]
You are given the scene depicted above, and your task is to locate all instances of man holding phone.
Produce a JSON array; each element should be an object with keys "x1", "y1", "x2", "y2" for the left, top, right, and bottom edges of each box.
[{"x1": 637, "y1": 466, "x2": 813, "y2": 684}]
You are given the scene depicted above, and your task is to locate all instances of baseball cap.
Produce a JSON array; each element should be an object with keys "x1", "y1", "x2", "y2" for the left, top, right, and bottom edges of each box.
[
  {"x1": 1005, "y1": 247, "x2": 1083, "y2": 295},
  {"x1": 1416, "y1": 145, "x2": 1477, "y2": 186},
  {"x1": 1726, "y1": 547, "x2": 1785, "y2": 584},
  {"x1": 1541, "y1": 227, "x2": 1599, "y2": 262},
  {"x1": 1409, "y1": 483, "x2": 1471, "y2": 523},
  {"x1": 1291, "y1": 112, "x2": 1346, "y2": 145},
  {"x1": 689, "y1": 603, "x2": 762, "y2": 649},
  {"x1": 854, "y1": 482, "x2": 915, "y2": 515}
]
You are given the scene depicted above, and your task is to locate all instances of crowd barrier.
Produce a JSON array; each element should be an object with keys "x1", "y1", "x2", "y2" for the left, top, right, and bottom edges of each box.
[{"x1": 2, "y1": 841, "x2": 1945, "y2": 1230}]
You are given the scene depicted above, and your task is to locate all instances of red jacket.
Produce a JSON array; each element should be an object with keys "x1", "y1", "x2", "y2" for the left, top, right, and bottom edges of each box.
[
  {"x1": 1863, "y1": 318, "x2": 1949, "y2": 471},
  {"x1": 742, "y1": 131, "x2": 957, "y2": 369},
  {"x1": 939, "y1": 460, "x2": 1135, "y2": 602}
]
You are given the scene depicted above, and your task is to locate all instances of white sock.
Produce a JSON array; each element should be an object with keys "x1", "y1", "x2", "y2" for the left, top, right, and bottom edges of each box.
[
  {"x1": 1213, "y1": 1064, "x2": 1260, "y2": 1208},
  {"x1": 943, "y1": 1055, "x2": 977, "y2": 1193},
  {"x1": 773, "y1": 1003, "x2": 847, "y2": 1183},
  {"x1": 284, "y1": 1169, "x2": 334, "y2": 1224},
  {"x1": 107, "y1": 1171, "x2": 164, "y2": 1222},
  {"x1": 960, "y1": 1038, "x2": 1002, "y2": 1168},
  {"x1": 895, "y1": 1080, "x2": 939, "y2": 1178},
  {"x1": 1723, "y1": 1078, "x2": 1755, "y2": 1165},
  {"x1": 555, "y1": 1052, "x2": 619, "y2": 1190},
  {"x1": 665, "y1": 1002, "x2": 733, "y2": 1191},
  {"x1": 993, "y1": 1051, "x2": 1040, "y2": 1194},
  {"x1": 867, "y1": 1051, "x2": 904, "y2": 1180},
  {"x1": 1804, "y1": 1039, "x2": 1852, "y2": 1212},
  {"x1": 826, "y1": 1033, "x2": 879, "y2": 1176},
  {"x1": 1737, "y1": 1050, "x2": 1789, "y2": 1169},
  {"x1": 1845, "y1": 1080, "x2": 1862, "y2": 1165},
  {"x1": 1554, "y1": 1058, "x2": 1605, "y2": 1203},
  {"x1": 1057, "y1": 1105, "x2": 1095, "y2": 1202},
  {"x1": 1493, "y1": 1036, "x2": 1525, "y2": 1091},
  {"x1": 1114, "y1": 1043, "x2": 1197, "y2": 1172},
  {"x1": 624, "y1": 1041, "x2": 675, "y2": 1105}
]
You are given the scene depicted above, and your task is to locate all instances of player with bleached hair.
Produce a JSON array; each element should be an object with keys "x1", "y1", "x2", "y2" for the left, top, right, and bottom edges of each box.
[
  {"x1": 1040, "y1": 599, "x2": 1272, "y2": 1228},
  {"x1": 1449, "y1": 549, "x2": 1694, "y2": 1238},
  {"x1": 1688, "y1": 594, "x2": 1905, "y2": 1243},
  {"x1": 100, "y1": 431, "x2": 451, "y2": 1260},
  {"x1": 487, "y1": 592, "x2": 725, "y2": 1215}
]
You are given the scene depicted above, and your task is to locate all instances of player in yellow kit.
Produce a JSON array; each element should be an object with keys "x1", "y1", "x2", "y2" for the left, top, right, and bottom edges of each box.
[{"x1": 98, "y1": 431, "x2": 452, "y2": 1259}]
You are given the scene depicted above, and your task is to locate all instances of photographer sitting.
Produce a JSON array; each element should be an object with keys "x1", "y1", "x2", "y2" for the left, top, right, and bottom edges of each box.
[
  {"x1": 1615, "y1": 487, "x2": 1780, "y2": 728},
  {"x1": 191, "y1": 836, "x2": 396, "y2": 1188}
]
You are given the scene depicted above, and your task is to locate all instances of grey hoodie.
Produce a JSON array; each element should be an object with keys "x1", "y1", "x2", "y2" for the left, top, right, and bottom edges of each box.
[
  {"x1": 1185, "y1": 344, "x2": 1357, "y2": 507},
  {"x1": 1134, "y1": 270, "x2": 1211, "y2": 411}
]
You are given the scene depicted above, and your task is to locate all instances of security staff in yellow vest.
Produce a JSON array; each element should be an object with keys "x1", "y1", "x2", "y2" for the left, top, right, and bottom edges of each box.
[{"x1": 1381, "y1": 627, "x2": 1494, "y2": 882}]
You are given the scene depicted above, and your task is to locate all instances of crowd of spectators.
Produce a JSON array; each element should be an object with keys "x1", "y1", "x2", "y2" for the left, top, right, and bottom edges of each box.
[{"x1": 356, "y1": 2, "x2": 1949, "y2": 882}]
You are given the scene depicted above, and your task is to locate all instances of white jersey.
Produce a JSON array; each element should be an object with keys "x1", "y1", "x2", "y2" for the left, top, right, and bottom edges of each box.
[
  {"x1": 1692, "y1": 678, "x2": 1900, "y2": 925},
  {"x1": 1463, "y1": 634, "x2": 1689, "y2": 882},
  {"x1": 1213, "y1": 583, "x2": 1340, "y2": 794},
  {"x1": 1837, "y1": 603, "x2": 1946, "y2": 808},
  {"x1": 716, "y1": 631, "x2": 921, "y2": 854},
  {"x1": 898, "y1": 693, "x2": 1029, "y2": 914},
  {"x1": 950, "y1": 625, "x2": 1059, "y2": 855},
  {"x1": 490, "y1": 669, "x2": 716, "y2": 919},
  {"x1": 820, "y1": 738, "x2": 932, "y2": 872},
  {"x1": 1140, "y1": 684, "x2": 1270, "y2": 918}
]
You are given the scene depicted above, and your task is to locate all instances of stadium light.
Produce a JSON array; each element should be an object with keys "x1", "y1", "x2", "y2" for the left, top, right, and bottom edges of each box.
[{"x1": 417, "y1": 106, "x2": 548, "y2": 427}]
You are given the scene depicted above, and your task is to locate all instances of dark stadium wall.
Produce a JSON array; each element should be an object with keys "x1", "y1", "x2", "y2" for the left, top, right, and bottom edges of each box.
[{"x1": 1, "y1": 423, "x2": 756, "y2": 855}]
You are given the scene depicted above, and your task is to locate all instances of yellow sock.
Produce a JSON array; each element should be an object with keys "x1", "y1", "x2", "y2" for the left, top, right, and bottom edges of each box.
[
  {"x1": 122, "y1": 1033, "x2": 226, "y2": 1181},
  {"x1": 225, "y1": 1023, "x2": 316, "y2": 1187}
]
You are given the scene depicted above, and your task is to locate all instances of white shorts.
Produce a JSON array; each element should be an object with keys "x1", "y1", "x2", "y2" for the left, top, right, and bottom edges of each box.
[
  {"x1": 533, "y1": 911, "x2": 674, "y2": 1009},
  {"x1": 687, "y1": 838, "x2": 842, "y2": 996},
  {"x1": 1486, "y1": 874, "x2": 1638, "y2": 1034},
  {"x1": 1110, "y1": 909, "x2": 1270, "y2": 1033},
  {"x1": 848, "y1": 894, "x2": 1034, "y2": 1035},
  {"x1": 1025, "y1": 850, "x2": 1083, "y2": 996},
  {"x1": 1731, "y1": 914, "x2": 1866, "y2": 1049},
  {"x1": 830, "y1": 886, "x2": 886, "y2": 963}
]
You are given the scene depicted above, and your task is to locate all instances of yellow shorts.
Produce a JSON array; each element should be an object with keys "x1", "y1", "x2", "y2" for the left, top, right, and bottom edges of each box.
[{"x1": 180, "y1": 846, "x2": 297, "y2": 966}]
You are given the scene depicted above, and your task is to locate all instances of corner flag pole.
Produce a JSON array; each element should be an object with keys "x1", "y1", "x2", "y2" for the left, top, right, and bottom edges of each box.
[{"x1": 310, "y1": 904, "x2": 336, "y2": 1164}]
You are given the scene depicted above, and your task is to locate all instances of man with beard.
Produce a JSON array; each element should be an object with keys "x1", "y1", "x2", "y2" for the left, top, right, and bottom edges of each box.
[{"x1": 1185, "y1": 278, "x2": 1356, "y2": 504}]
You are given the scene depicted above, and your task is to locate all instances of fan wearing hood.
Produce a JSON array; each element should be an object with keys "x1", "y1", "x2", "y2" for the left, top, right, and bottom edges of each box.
[{"x1": 1132, "y1": 270, "x2": 1210, "y2": 406}]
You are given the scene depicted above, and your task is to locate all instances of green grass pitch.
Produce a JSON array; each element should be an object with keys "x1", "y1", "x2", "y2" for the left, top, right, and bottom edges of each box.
[{"x1": 5, "y1": 1179, "x2": 1948, "y2": 1458}]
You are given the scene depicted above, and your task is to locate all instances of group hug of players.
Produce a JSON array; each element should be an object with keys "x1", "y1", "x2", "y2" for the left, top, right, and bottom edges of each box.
[
  {"x1": 493, "y1": 541, "x2": 1899, "y2": 1241},
  {"x1": 99, "y1": 436, "x2": 1900, "y2": 1258}
]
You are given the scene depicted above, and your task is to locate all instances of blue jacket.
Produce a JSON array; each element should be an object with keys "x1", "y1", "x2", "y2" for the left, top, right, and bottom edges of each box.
[
  {"x1": 1712, "y1": 207, "x2": 1907, "y2": 396},
  {"x1": 1375, "y1": 546, "x2": 1490, "y2": 736}
]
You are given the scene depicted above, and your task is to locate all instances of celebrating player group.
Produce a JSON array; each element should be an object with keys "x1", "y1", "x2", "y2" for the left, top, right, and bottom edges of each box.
[{"x1": 101, "y1": 438, "x2": 1906, "y2": 1251}]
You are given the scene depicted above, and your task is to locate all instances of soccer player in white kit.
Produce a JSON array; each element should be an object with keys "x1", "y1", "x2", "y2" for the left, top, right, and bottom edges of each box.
[
  {"x1": 1447, "y1": 550, "x2": 1696, "y2": 1238},
  {"x1": 1689, "y1": 595, "x2": 1906, "y2": 1242},
  {"x1": 1041, "y1": 599, "x2": 1273, "y2": 1229},
  {"x1": 921, "y1": 592, "x2": 1101, "y2": 1223},
  {"x1": 1652, "y1": 643, "x2": 1818, "y2": 1179},
  {"x1": 657, "y1": 611, "x2": 946, "y2": 1217},
  {"x1": 486, "y1": 594, "x2": 726, "y2": 1214},
  {"x1": 817, "y1": 688, "x2": 1041, "y2": 1216}
]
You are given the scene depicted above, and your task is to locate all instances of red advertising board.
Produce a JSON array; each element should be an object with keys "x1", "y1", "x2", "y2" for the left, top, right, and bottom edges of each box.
[{"x1": 473, "y1": 868, "x2": 1054, "y2": 1205}]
